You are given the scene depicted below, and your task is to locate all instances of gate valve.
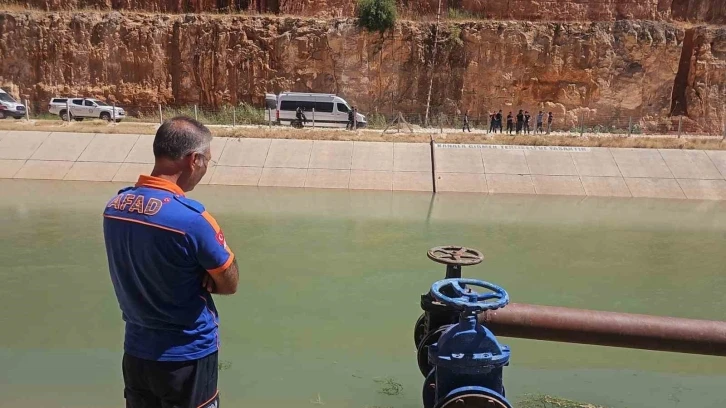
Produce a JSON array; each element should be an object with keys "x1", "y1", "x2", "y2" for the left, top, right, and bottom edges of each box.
[
  {"x1": 423, "y1": 278, "x2": 512, "y2": 408},
  {"x1": 415, "y1": 247, "x2": 485, "y2": 349}
]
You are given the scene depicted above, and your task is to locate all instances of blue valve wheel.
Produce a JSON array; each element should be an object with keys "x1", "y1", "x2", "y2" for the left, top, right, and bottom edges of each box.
[{"x1": 430, "y1": 279, "x2": 509, "y2": 312}]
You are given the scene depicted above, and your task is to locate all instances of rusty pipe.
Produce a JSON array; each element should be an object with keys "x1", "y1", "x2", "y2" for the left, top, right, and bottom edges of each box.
[{"x1": 478, "y1": 303, "x2": 726, "y2": 356}]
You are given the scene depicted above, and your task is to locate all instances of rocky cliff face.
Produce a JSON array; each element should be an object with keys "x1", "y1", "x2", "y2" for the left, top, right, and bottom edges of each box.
[
  {"x1": 11, "y1": 0, "x2": 726, "y2": 23},
  {"x1": 0, "y1": 11, "x2": 724, "y2": 130}
]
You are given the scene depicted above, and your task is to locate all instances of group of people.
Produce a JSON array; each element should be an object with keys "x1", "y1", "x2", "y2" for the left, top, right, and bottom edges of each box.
[
  {"x1": 462, "y1": 110, "x2": 554, "y2": 134},
  {"x1": 294, "y1": 105, "x2": 358, "y2": 130}
]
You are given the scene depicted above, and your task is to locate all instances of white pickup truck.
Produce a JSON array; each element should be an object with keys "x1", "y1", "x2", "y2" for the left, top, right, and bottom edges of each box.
[{"x1": 48, "y1": 97, "x2": 126, "y2": 122}]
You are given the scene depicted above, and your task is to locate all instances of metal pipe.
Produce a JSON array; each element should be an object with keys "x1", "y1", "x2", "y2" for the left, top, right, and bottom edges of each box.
[
  {"x1": 430, "y1": 136, "x2": 438, "y2": 194},
  {"x1": 479, "y1": 303, "x2": 726, "y2": 356}
]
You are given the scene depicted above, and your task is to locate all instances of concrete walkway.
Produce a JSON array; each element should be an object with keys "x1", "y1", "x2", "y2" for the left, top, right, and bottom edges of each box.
[{"x1": 1, "y1": 130, "x2": 726, "y2": 200}]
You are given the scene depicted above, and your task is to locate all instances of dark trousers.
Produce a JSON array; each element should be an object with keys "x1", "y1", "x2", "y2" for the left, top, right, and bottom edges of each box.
[
  {"x1": 524, "y1": 123, "x2": 530, "y2": 134},
  {"x1": 122, "y1": 352, "x2": 219, "y2": 408},
  {"x1": 506, "y1": 122, "x2": 514, "y2": 134},
  {"x1": 463, "y1": 121, "x2": 471, "y2": 132}
]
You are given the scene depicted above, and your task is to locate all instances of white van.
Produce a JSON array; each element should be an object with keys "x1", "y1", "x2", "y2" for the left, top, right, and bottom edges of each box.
[
  {"x1": 0, "y1": 89, "x2": 26, "y2": 119},
  {"x1": 275, "y1": 92, "x2": 366, "y2": 128}
]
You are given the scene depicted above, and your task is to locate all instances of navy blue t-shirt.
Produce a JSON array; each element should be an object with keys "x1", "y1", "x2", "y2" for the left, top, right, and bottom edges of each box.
[{"x1": 103, "y1": 175, "x2": 234, "y2": 361}]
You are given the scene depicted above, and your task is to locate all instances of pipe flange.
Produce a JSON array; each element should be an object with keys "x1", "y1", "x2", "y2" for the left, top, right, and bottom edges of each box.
[
  {"x1": 437, "y1": 393, "x2": 510, "y2": 408},
  {"x1": 436, "y1": 388, "x2": 512, "y2": 408}
]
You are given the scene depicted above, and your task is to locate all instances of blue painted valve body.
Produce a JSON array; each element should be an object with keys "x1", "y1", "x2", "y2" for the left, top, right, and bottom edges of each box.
[{"x1": 423, "y1": 279, "x2": 513, "y2": 408}]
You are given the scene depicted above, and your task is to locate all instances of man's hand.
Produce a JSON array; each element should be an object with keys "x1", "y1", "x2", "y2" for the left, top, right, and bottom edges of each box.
[
  {"x1": 207, "y1": 258, "x2": 239, "y2": 295},
  {"x1": 202, "y1": 273, "x2": 216, "y2": 293}
]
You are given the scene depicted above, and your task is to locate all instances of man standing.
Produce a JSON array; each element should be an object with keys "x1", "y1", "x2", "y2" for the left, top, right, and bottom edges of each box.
[
  {"x1": 547, "y1": 111, "x2": 554, "y2": 134},
  {"x1": 496, "y1": 110, "x2": 503, "y2": 133},
  {"x1": 506, "y1": 111, "x2": 514, "y2": 134},
  {"x1": 103, "y1": 116, "x2": 239, "y2": 408},
  {"x1": 524, "y1": 111, "x2": 531, "y2": 134},
  {"x1": 346, "y1": 106, "x2": 354, "y2": 130},
  {"x1": 296, "y1": 106, "x2": 307, "y2": 126},
  {"x1": 516, "y1": 109, "x2": 524, "y2": 134},
  {"x1": 488, "y1": 111, "x2": 496, "y2": 133},
  {"x1": 536, "y1": 111, "x2": 544, "y2": 134},
  {"x1": 462, "y1": 110, "x2": 471, "y2": 132}
]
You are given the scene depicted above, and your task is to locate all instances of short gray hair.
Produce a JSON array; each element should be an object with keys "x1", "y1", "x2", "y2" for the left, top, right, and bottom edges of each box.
[{"x1": 153, "y1": 116, "x2": 212, "y2": 160}]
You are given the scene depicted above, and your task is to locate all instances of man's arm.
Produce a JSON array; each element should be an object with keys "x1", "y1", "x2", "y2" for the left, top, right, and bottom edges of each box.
[
  {"x1": 203, "y1": 258, "x2": 239, "y2": 295},
  {"x1": 192, "y1": 211, "x2": 239, "y2": 296}
]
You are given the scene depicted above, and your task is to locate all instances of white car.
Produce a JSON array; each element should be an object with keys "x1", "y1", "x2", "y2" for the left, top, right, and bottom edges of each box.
[
  {"x1": 48, "y1": 97, "x2": 126, "y2": 122},
  {"x1": 0, "y1": 89, "x2": 26, "y2": 119}
]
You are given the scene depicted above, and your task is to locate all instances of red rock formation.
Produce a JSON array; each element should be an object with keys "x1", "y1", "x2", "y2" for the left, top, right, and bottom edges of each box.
[
  {"x1": 9, "y1": 0, "x2": 725, "y2": 23},
  {"x1": 676, "y1": 27, "x2": 726, "y2": 126},
  {"x1": 1, "y1": 12, "x2": 724, "y2": 130}
]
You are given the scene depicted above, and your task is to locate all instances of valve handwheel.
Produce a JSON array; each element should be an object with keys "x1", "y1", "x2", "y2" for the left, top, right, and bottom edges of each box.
[
  {"x1": 427, "y1": 246, "x2": 484, "y2": 266},
  {"x1": 430, "y1": 278, "x2": 509, "y2": 313}
]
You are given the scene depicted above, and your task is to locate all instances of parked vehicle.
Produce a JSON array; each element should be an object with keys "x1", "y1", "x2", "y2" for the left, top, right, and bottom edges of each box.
[
  {"x1": 275, "y1": 92, "x2": 366, "y2": 128},
  {"x1": 48, "y1": 97, "x2": 126, "y2": 122},
  {"x1": 264, "y1": 93, "x2": 277, "y2": 121},
  {"x1": 0, "y1": 89, "x2": 26, "y2": 119}
]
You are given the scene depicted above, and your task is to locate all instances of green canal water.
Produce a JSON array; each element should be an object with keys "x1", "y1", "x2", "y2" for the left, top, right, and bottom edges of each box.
[{"x1": 1, "y1": 179, "x2": 725, "y2": 408}]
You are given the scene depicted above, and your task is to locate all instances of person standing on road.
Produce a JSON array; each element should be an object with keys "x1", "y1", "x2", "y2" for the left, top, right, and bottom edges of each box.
[
  {"x1": 462, "y1": 110, "x2": 471, "y2": 132},
  {"x1": 488, "y1": 111, "x2": 496, "y2": 133},
  {"x1": 496, "y1": 110, "x2": 503, "y2": 133},
  {"x1": 524, "y1": 111, "x2": 531, "y2": 134},
  {"x1": 103, "y1": 116, "x2": 239, "y2": 408},
  {"x1": 536, "y1": 111, "x2": 544, "y2": 134},
  {"x1": 547, "y1": 111, "x2": 554, "y2": 134},
  {"x1": 506, "y1": 111, "x2": 514, "y2": 134}
]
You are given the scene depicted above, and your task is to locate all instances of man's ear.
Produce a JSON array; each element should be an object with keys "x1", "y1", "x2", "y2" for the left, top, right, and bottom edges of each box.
[{"x1": 185, "y1": 152, "x2": 198, "y2": 171}]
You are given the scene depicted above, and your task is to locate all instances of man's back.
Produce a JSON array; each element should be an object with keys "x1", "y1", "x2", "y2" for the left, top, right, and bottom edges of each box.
[{"x1": 104, "y1": 175, "x2": 234, "y2": 362}]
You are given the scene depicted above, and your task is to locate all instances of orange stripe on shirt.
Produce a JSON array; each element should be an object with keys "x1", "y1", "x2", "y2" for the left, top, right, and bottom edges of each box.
[
  {"x1": 200, "y1": 211, "x2": 235, "y2": 265},
  {"x1": 201, "y1": 211, "x2": 221, "y2": 233},
  {"x1": 208, "y1": 253, "x2": 235, "y2": 274},
  {"x1": 103, "y1": 215, "x2": 186, "y2": 235}
]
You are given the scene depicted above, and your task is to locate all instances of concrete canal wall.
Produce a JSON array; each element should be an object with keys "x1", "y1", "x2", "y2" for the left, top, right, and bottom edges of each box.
[{"x1": 1, "y1": 130, "x2": 726, "y2": 200}]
